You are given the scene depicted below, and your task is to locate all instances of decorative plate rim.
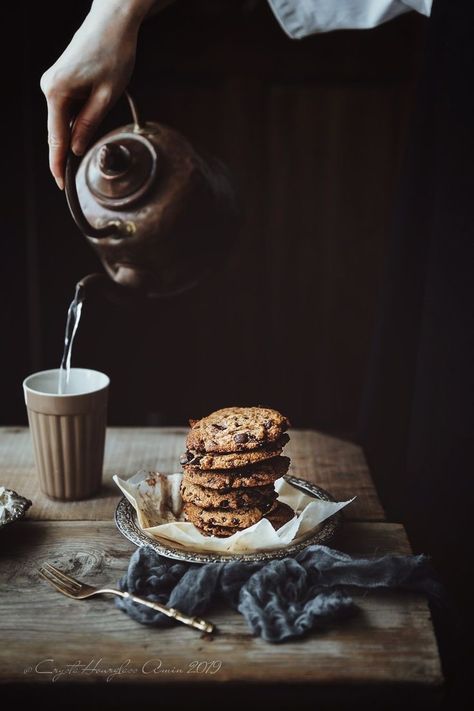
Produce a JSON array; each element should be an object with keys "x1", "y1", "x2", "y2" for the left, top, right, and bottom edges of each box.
[{"x1": 114, "y1": 475, "x2": 341, "y2": 563}]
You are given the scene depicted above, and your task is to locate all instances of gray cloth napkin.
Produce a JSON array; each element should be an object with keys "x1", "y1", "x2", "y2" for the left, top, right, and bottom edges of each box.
[{"x1": 116, "y1": 544, "x2": 442, "y2": 643}]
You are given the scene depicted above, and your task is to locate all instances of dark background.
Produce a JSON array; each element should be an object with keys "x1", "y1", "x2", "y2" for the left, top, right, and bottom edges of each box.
[
  {"x1": 5, "y1": 4, "x2": 474, "y2": 704},
  {"x1": 2, "y1": 0, "x2": 426, "y2": 432}
]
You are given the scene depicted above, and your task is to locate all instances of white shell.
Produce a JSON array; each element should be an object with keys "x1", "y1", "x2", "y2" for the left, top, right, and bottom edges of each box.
[{"x1": 0, "y1": 486, "x2": 32, "y2": 527}]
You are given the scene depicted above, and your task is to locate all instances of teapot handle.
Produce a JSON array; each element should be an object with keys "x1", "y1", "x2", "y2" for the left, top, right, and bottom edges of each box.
[{"x1": 64, "y1": 92, "x2": 142, "y2": 240}]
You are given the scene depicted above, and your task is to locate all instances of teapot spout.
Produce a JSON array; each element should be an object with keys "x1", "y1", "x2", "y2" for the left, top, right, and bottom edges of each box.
[{"x1": 77, "y1": 273, "x2": 145, "y2": 306}]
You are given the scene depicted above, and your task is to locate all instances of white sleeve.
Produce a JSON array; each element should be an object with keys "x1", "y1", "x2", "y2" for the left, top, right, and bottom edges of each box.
[{"x1": 267, "y1": 0, "x2": 432, "y2": 39}]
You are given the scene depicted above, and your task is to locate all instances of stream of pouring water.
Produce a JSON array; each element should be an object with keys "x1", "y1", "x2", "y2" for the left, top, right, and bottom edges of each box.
[{"x1": 58, "y1": 283, "x2": 84, "y2": 394}]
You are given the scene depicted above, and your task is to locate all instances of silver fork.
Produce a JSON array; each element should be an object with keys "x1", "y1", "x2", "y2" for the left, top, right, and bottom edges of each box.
[{"x1": 38, "y1": 562, "x2": 214, "y2": 634}]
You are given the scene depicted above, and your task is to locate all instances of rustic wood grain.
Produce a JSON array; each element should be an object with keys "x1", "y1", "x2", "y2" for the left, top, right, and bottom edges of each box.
[
  {"x1": 0, "y1": 520, "x2": 441, "y2": 686},
  {"x1": 285, "y1": 430, "x2": 384, "y2": 521},
  {"x1": 0, "y1": 427, "x2": 384, "y2": 522}
]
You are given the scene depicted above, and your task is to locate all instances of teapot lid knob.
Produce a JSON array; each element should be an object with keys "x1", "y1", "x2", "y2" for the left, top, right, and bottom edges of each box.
[
  {"x1": 98, "y1": 143, "x2": 131, "y2": 177},
  {"x1": 85, "y1": 133, "x2": 158, "y2": 209}
]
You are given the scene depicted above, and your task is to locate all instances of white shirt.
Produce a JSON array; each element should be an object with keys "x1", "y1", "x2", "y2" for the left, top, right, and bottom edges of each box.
[{"x1": 267, "y1": 0, "x2": 432, "y2": 38}]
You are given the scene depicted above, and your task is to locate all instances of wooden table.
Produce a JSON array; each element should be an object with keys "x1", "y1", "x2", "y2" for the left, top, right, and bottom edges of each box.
[{"x1": 0, "y1": 427, "x2": 443, "y2": 708}]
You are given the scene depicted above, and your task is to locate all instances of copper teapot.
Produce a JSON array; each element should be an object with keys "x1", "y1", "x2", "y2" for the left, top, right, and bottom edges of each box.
[{"x1": 65, "y1": 93, "x2": 239, "y2": 300}]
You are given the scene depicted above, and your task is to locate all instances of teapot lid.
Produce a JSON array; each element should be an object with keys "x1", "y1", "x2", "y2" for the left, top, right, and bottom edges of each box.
[{"x1": 85, "y1": 130, "x2": 158, "y2": 209}]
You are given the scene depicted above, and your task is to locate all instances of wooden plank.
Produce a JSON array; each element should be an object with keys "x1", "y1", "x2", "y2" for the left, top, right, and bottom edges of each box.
[
  {"x1": 0, "y1": 427, "x2": 384, "y2": 522},
  {"x1": 285, "y1": 430, "x2": 384, "y2": 521},
  {"x1": 0, "y1": 521, "x2": 441, "y2": 686}
]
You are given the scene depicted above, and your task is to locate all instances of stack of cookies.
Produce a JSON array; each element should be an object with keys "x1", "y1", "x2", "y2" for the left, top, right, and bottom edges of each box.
[{"x1": 180, "y1": 406, "x2": 294, "y2": 537}]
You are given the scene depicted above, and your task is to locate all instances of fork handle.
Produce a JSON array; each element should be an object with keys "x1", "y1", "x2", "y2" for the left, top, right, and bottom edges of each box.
[{"x1": 117, "y1": 591, "x2": 214, "y2": 634}]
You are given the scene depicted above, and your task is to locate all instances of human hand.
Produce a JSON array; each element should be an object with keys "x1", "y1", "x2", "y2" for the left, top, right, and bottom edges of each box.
[{"x1": 40, "y1": 0, "x2": 156, "y2": 189}]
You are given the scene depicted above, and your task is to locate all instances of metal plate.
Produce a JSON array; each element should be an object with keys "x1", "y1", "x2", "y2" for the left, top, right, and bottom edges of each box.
[{"x1": 114, "y1": 475, "x2": 341, "y2": 563}]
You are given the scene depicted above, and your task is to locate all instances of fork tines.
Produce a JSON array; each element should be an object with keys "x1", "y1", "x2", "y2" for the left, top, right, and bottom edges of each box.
[{"x1": 38, "y1": 562, "x2": 82, "y2": 595}]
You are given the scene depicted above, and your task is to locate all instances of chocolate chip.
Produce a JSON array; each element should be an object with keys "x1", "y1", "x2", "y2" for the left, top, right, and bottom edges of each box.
[
  {"x1": 264, "y1": 419, "x2": 272, "y2": 429},
  {"x1": 232, "y1": 518, "x2": 239, "y2": 525},
  {"x1": 213, "y1": 424, "x2": 227, "y2": 430},
  {"x1": 234, "y1": 432, "x2": 249, "y2": 444},
  {"x1": 180, "y1": 452, "x2": 192, "y2": 464},
  {"x1": 220, "y1": 500, "x2": 229, "y2": 508}
]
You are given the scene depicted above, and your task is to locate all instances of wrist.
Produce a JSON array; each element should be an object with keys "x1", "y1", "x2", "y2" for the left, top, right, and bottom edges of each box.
[{"x1": 88, "y1": 0, "x2": 157, "y2": 30}]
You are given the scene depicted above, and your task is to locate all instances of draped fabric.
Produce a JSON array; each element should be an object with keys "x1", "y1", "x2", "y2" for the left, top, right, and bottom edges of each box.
[
  {"x1": 358, "y1": 0, "x2": 474, "y2": 627},
  {"x1": 116, "y1": 544, "x2": 441, "y2": 643}
]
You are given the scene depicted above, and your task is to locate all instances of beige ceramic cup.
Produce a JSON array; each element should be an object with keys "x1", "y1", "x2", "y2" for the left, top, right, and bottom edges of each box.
[{"x1": 23, "y1": 368, "x2": 109, "y2": 501}]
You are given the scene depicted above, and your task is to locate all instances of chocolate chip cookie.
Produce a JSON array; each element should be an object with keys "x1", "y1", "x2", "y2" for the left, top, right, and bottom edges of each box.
[
  {"x1": 186, "y1": 406, "x2": 290, "y2": 454},
  {"x1": 183, "y1": 500, "x2": 273, "y2": 529},
  {"x1": 182, "y1": 455, "x2": 290, "y2": 489},
  {"x1": 180, "y1": 479, "x2": 278, "y2": 510},
  {"x1": 181, "y1": 434, "x2": 290, "y2": 470},
  {"x1": 192, "y1": 501, "x2": 295, "y2": 537},
  {"x1": 193, "y1": 521, "x2": 245, "y2": 538},
  {"x1": 265, "y1": 501, "x2": 295, "y2": 529}
]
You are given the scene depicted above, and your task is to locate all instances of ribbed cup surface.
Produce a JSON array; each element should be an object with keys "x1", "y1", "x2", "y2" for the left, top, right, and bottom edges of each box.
[
  {"x1": 23, "y1": 369, "x2": 109, "y2": 501},
  {"x1": 26, "y1": 406, "x2": 107, "y2": 500}
]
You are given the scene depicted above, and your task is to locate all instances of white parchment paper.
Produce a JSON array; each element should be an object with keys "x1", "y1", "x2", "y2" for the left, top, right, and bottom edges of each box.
[{"x1": 113, "y1": 470, "x2": 354, "y2": 553}]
